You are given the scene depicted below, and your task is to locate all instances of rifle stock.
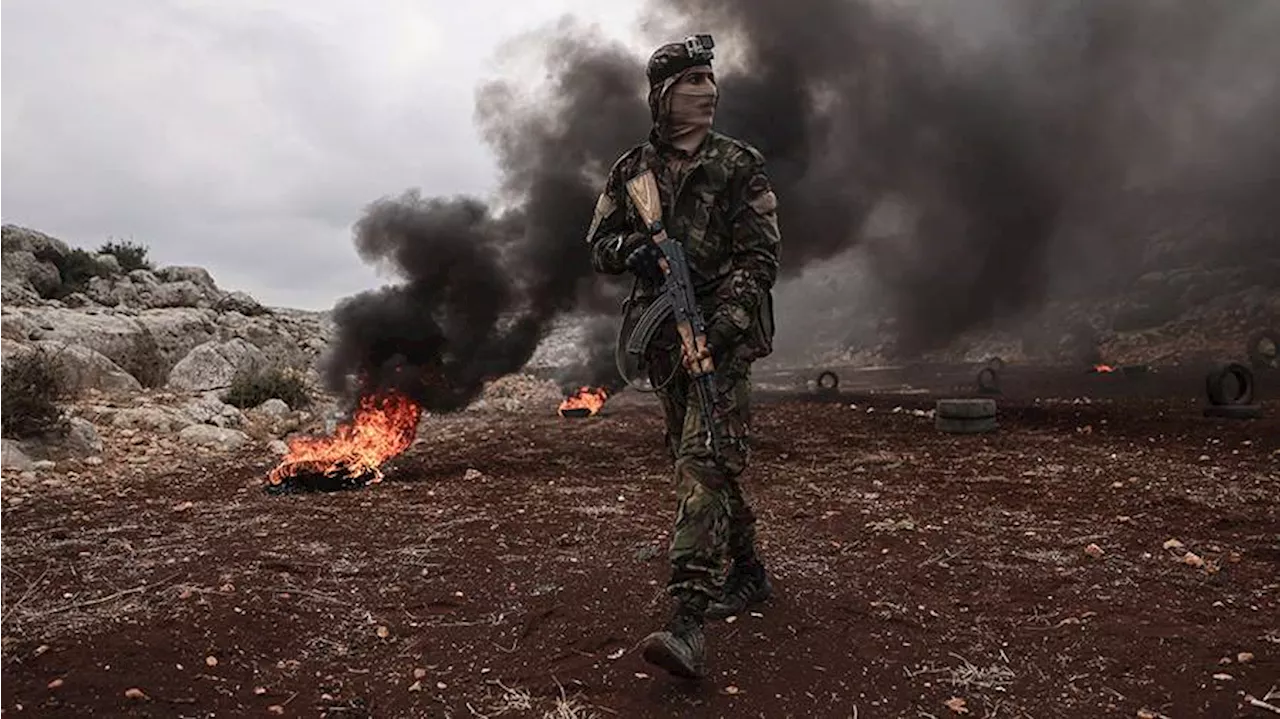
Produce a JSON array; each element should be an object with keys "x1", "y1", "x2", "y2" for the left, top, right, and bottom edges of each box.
[{"x1": 624, "y1": 170, "x2": 722, "y2": 460}]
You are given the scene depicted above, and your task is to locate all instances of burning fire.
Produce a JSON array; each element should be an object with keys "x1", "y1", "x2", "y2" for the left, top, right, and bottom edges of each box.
[
  {"x1": 1092, "y1": 364, "x2": 1116, "y2": 373},
  {"x1": 267, "y1": 391, "x2": 422, "y2": 487},
  {"x1": 558, "y1": 386, "x2": 608, "y2": 417}
]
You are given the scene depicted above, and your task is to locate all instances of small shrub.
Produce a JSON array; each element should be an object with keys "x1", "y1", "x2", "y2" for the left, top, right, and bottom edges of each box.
[
  {"x1": 50, "y1": 248, "x2": 111, "y2": 297},
  {"x1": 0, "y1": 226, "x2": 18, "y2": 259},
  {"x1": 223, "y1": 365, "x2": 312, "y2": 410},
  {"x1": 1, "y1": 349, "x2": 68, "y2": 439},
  {"x1": 97, "y1": 238, "x2": 154, "y2": 272}
]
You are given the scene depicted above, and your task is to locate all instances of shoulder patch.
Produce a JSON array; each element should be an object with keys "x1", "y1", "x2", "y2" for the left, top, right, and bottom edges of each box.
[{"x1": 747, "y1": 172, "x2": 778, "y2": 215}]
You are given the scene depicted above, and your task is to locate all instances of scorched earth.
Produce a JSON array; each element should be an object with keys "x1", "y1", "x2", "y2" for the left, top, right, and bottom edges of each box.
[{"x1": 2, "y1": 375, "x2": 1278, "y2": 719}]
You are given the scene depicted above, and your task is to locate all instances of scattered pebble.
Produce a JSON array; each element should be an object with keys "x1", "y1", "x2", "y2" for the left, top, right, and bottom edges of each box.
[
  {"x1": 47, "y1": 678, "x2": 64, "y2": 690},
  {"x1": 1084, "y1": 543, "x2": 1105, "y2": 559}
]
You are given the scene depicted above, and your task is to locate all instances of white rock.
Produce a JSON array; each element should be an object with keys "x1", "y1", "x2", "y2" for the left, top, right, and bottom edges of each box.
[
  {"x1": 94, "y1": 253, "x2": 123, "y2": 274},
  {"x1": 1, "y1": 439, "x2": 34, "y2": 471},
  {"x1": 184, "y1": 392, "x2": 244, "y2": 427},
  {"x1": 267, "y1": 439, "x2": 289, "y2": 456},
  {"x1": 31, "y1": 340, "x2": 142, "y2": 393},
  {"x1": 178, "y1": 424, "x2": 249, "y2": 451},
  {"x1": 156, "y1": 265, "x2": 218, "y2": 291},
  {"x1": 256, "y1": 398, "x2": 291, "y2": 417},
  {"x1": 167, "y1": 338, "x2": 266, "y2": 391},
  {"x1": 65, "y1": 417, "x2": 104, "y2": 455}
]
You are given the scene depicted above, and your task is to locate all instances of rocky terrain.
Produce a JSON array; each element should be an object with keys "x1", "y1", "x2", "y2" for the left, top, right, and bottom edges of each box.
[
  {"x1": 1, "y1": 225, "x2": 338, "y2": 473},
  {"x1": 0, "y1": 224, "x2": 571, "y2": 482}
]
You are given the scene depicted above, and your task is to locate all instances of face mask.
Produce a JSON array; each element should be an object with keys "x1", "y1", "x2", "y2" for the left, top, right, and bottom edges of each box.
[{"x1": 661, "y1": 71, "x2": 717, "y2": 149}]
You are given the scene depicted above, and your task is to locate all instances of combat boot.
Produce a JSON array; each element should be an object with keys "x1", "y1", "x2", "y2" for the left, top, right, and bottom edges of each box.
[
  {"x1": 639, "y1": 600, "x2": 707, "y2": 679},
  {"x1": 705, "y1": 558, "x2": 773, "y2": 620}
]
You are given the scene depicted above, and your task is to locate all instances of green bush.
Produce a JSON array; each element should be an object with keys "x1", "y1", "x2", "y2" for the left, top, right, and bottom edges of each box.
[
  {"x1": 222, "y1": 365, "x2": 312, "y2": 410},
  {"x1": 97, "y1": 238, "x2": 154, "y2": 272},
  {"x1": 50, "y1": 248, "x2": 112, "y2": 297},
  {"x1": 1, "y1": 349, "x2": 68, "y2": 439}
]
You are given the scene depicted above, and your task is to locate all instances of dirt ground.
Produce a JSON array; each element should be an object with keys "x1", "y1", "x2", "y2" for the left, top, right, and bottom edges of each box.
[{"x1": 2, "y1": 365, "x2": 1278, "y2": 719}]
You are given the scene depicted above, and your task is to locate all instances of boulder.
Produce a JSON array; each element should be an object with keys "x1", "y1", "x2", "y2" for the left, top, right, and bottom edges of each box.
[
  {"x1": 167, "y1": 338, "x2": 266, "y2": 391},
  {"x1": 128, "y1": 269, "x2": 160, "y2": 287},
  {"x1": 2, "y1": 225, "x2": 70, "y2": 262},
  {"x1": 94, "y1": 253, "x2": 123, "y2": 274},
  {"x1": 256, "y1": 398, "x2": 291, "y2": 417},
  {"x1": 178, "y1": 424, "x2": 249, "y2": 451},
  {"x1": 31, "y1": 340, "x2": 142, "y2": 393},
  {"x1": 2, "y1": 250, "x2": 61, "y2": 297},
  {"x1": 86, "y1": 275, "x2": 139, "y2": 307},
  {"x1": 156, "y1": 266, "x2": 218, "y2": 292},
  {"x1": 215, "y1": 291, "x2": 267, "y2": 316},
  {"x1": 11, "y1": 308, "x2": 145, "y2": 362},
  {"x1": 1, "y1": 439, "x2": 34, "y2": 471},
  {"x1": 149, "y1": 280, "x2": 209, "y2": 308},
  {"x1": 134, "y1": 308, "x2": 219, "y2": 368},
  {"x1": 184, "y1": 392, "x2": 245, "y2": 428},
  {"x1": 1, "y1": 281, "x2": 41, "y2": 306},
  {"x1": 64, "y1": 417, "x2": 104, "y2": 455}
]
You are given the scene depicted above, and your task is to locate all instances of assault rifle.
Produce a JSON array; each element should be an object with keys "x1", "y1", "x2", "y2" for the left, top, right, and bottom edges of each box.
[{"x1": 624, "y1": 170, "x2": 722, "y2": 462}]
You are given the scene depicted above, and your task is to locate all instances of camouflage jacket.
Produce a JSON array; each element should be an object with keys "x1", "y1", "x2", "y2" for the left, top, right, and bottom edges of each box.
[{"x1": 586, "y1": 130, "x2": 782, "y2": 360}]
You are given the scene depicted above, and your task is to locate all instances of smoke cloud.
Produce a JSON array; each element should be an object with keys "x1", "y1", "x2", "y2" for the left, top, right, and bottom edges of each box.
[{"x1": 325, "y1": 0, "x2": 1280, "y2": 407}]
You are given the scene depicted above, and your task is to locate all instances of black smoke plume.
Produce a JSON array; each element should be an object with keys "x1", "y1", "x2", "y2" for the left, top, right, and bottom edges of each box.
[
  {"x1": 323, "y1": 25, "x2": 648, "y2": 410},
  {"x1": 326, "y1": 1, "x2": 1280, "y2": 406}
]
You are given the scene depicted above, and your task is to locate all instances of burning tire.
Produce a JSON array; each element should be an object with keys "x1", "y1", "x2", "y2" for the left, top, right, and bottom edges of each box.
[
  {"x1": 976, "y1": 367, "x2": 1000, "y2": 395},
  {"x1": 1247, "y1": 330, "x2": 1279, "y2": 370},
  {"x1": 816, "y1": 370, "x2": 839, "y2": 392},
  {"x1": 1205, "y1": 363, "x2": 1255, "y2": 406},
  {"x1": 935, "y1": 398, "x2": 998, "y2": 434}
]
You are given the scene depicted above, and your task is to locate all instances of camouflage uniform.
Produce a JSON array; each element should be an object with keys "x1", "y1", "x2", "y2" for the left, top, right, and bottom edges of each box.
[{"x1": 586, "y1": 103, "x2": 782, "y2": 606}]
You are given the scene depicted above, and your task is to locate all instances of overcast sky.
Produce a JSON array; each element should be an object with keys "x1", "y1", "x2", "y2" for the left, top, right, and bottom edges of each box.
[{"x1": 2, "y1": 0, "x2": 645, "y2": 310}]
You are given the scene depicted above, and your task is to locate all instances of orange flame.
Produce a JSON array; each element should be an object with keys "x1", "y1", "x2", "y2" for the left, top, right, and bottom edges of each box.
[
  {"x1": 1092, "y1": 364, "x2": 1116, "y2": 373},
  {"x1": 558, "y1": 386, "x2": 608, "y2": 417},
  {"x1": 267, "y1": 391, "x2": 422, "y2": 486}
]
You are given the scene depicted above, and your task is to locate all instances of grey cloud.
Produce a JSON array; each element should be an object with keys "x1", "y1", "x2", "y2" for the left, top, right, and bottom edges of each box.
[{"x1": 2, "y1": 0, "x2": 622, "y2": 309}]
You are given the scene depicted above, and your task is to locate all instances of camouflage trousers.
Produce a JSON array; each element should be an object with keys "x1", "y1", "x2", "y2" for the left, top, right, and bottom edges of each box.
[{"x1": 650, "y1": 349, "x2": 759, "y2": 603}]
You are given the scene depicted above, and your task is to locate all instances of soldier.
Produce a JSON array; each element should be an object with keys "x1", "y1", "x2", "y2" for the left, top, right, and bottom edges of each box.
[{"x1": 585, "y1": 34, "x2": 782, "y2": 679}]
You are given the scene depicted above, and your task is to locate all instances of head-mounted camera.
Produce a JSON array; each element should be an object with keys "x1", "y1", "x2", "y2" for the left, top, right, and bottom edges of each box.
[{"x1": 684, "y1": 34, "x2": 715, "y2": 63}]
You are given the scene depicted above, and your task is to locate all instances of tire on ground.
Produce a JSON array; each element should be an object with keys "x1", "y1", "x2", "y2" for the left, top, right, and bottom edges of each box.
[
  {"x1": 976, "y1": 368, "x2": 1000, "y2": 395},
  {"x1": 936, "y1": 415, "x2": 999, "y2": 434},
  {"x1": 1202, "y1": 404, "x2": 1263, "y2": 420},
  {"x1": 816, "y1": 370, "x2": 839, "y2": 391},
  {"x1": 1205, "y1": 363, "x2": 1255, "y2": 406},
  {"x1": 936, "y1": 398, "x2": 997, "y2": 420}
]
